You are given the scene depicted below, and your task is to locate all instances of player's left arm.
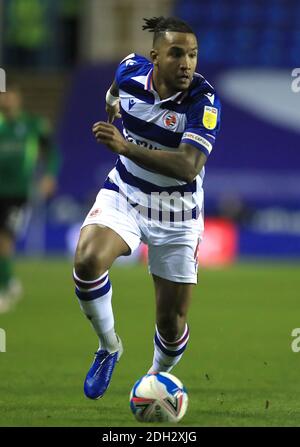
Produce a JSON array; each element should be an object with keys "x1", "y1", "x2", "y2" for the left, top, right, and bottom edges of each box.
[
  {"x1": 179, "y1": 142, "x2": 208, "y2": 180},
  {"x1": 93, "y1": 94, "x2": 221, "y2": 182},
  {"x1": 92, "y1": 127, "x2": 206, "y2": 182},
  {"x1": 93, "y1": 122, "x2": 206, "y2": 182}
]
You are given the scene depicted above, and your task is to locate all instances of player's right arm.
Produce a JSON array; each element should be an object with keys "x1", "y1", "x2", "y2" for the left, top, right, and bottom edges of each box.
[
  {"x1": 106, "y1": 79, "x2": 121, "y2": 124},
  {"x1": 105, "y1": 53, "x2": 145, "y2": 124}
]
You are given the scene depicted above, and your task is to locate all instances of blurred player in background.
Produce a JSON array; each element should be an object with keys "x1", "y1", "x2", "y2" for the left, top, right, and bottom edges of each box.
[
  {"x1": 0, "y1": 84, "x2": 59, "y2": 313},
  {"x1": 73, "y1": 16, "x2": 221, "y2": 399}
]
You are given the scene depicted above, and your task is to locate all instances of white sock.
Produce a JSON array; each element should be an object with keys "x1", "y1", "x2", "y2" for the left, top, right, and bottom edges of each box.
[
  {"x1": 148, "y1": 324, "x2": 190, "y2": 373},
  {"x1": 73, "y1": 269, "x2": 120, "y2": 353}
]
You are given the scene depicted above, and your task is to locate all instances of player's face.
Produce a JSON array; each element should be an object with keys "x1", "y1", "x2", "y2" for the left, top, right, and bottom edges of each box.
[
  {"x1": 152, "y1": 32, "x2": 198, "y2": 92},
  {"x1": 0, "y1": 90, "x2": 22, "y2": 118}
]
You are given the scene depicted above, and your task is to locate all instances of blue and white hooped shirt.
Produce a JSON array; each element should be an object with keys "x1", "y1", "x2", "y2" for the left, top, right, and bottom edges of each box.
[{"x1": 105, "y1": 53, "x2": 221, "y2": 222}]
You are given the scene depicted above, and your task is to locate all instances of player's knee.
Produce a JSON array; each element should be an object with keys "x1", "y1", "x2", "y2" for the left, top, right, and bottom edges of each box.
[{"x1": 74, "y1": 242, "x2": 108, "y2": 280}]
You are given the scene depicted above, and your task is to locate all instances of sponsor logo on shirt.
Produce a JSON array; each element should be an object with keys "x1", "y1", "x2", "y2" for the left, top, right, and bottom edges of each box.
[{"x1": 125, "y1": 132, "x2": 160, "y2": 151}]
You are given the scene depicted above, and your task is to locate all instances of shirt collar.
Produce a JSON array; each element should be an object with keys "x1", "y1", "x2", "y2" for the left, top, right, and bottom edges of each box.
[
  {"x1": 144, "y1": 68, "x2": 187, "y2": 104},
  {"x1": 144, "y1": 67, "x2": 154, "y2": 91}
]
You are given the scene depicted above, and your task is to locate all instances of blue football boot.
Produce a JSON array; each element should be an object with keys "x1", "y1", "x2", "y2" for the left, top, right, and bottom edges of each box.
[{"x1": 84, "y1": 337, "x2": 123, "y2": 399}]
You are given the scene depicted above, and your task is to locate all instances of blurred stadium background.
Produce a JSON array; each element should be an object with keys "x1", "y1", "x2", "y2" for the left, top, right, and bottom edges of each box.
[
  {"x1": 0, "y1": 0, "x2": 299, "y2": 263},
  {"x1": 0, "y1": 0, "x2": 300, "y2": 427}
]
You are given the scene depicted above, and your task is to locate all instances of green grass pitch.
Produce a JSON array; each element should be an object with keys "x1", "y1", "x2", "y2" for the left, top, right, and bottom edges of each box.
[{"x1": 0, "y1": 259, "x2": 300, "y2": 427}]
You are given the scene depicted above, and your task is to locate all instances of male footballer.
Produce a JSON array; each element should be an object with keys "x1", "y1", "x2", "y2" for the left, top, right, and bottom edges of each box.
[{"x1": 73, "y1": 16, "x2": 221, "y2": 399}]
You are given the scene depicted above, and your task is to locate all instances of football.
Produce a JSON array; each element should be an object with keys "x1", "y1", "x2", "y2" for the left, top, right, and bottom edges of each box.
[{"x1": 129, "y1": 372, "x2": 188, "y2": 423}]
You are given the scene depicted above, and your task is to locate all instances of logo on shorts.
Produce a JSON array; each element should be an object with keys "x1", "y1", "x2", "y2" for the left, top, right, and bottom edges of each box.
[
  {"x1": 163, "y1": 112, "x2": 178, "y2": 129},
  {"x1": 89, "y1": 208, "x2": 101, "y2": 217}
]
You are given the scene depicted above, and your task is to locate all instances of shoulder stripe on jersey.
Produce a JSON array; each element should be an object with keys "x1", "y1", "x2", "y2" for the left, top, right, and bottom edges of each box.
[
  {"x1": 204, "y1": 93, "x2": 215, "y2": 105},
  {"x1": 120, "y1": 53, "x2": 135, "y2": 63},
  {"x1": 115, "y1": 159, "x2": 196, "y2": 195},
  {"x1": 120, "y1": 82, "x2": 154, "y2": 104},
  {"x1": 121, "y1": 107, "x2": 182, "y2": 148}
]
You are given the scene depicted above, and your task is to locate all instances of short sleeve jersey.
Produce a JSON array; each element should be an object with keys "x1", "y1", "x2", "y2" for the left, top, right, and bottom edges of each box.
[{"x1": 107, "y1": 53, "x2": 221, "y2": 216}]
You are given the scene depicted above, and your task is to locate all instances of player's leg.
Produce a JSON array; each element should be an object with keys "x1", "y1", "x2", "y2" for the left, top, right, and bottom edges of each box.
[
  {"x1": 0, "y1": 229, "x2": 15, "y2": 312},
  {"x1": 74, "y1": 223, "x2": 129, "y2": 354},
  {"x1": 0, "y1": 229, "x2": 13, "y2": 290},
  {"x1": 0, "y1": 200, "x2": 24, "y2": 313},
  {"x1": 73, "y1": 187, "x2": 141, "y2": 398},
  {"x1": 148, "y1": 274, "x2": 193, "y2": 373},
  {"x1": 74, "y1": 224, "x2": 130, "y2": 399},
  {"x1": 147, "y1": 236, "x2": 200, "y2": 373}
]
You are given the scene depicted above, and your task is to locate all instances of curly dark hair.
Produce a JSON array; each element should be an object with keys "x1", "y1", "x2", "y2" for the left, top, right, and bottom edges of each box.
[{"x1": 142, "y1": 16, "x2": 195, "y2": 45}]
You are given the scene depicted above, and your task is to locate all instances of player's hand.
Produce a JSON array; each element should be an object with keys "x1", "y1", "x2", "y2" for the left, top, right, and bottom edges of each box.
[
  {"x1": 106, "y1": 102, "x2": 121, "y2": 124},
  {"x1": 92, "y1": 121, "x2": 127, "y2": 155}
]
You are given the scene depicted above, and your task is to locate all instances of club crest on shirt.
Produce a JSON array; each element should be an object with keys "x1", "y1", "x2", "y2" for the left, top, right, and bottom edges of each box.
[
  {"x1": 163, "y1": 112, "x2": 178, "y2": 129},
  {"x1": 202, "y1": 106, "x2": 218, "y2": 130}
]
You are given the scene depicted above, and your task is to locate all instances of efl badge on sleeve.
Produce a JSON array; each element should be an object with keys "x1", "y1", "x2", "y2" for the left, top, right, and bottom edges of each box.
[{"x1": 202, "y1": 106, "x2": 218, "y2": 130}]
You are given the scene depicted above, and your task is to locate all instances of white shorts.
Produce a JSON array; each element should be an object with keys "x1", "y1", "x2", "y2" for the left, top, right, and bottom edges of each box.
[{"x1": 82, "y1": 188, "x2": 204, "y2": 284}]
